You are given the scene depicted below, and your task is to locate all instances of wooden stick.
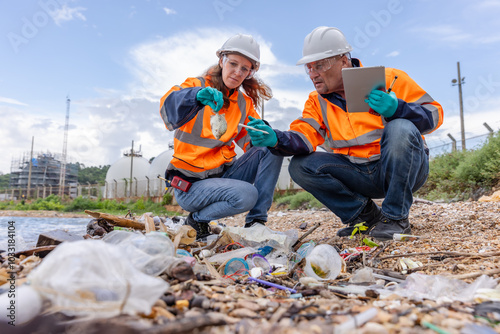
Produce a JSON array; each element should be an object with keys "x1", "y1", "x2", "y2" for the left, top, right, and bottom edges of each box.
[
  {"x1": 292, "y1": 222, "x2": 321, "y2": 251},
  {"x1": 85, "y1": 210, "x2": 145, "y2": 230},
  {"x1": 144, "y1": 215, "x2": 156, "y2": 233},
  {"x1": 450, "y1": 268, "x2": 500, "y2": 280},
  {"x1": 378, "y1": 251, "x2": 500, "y2": 261}
]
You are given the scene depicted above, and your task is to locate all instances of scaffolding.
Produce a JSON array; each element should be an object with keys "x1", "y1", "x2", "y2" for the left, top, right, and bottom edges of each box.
[{"x1": 9, "y1": 151, "x2": 78, "y2": 199}]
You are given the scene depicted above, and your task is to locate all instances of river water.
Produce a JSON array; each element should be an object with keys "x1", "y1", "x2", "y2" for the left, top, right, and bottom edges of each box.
[{"x1": 0, "y1": 216, "x2": 89, "y2": 251}]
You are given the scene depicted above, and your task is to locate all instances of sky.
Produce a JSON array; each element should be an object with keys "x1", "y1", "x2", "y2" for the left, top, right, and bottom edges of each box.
[{"x1": 1, "y1": 0, "x2": 500, "y2": 175}]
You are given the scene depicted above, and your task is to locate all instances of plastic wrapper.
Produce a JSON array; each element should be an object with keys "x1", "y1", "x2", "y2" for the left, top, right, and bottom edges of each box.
[
  {"x1": 388, "y1": 272, "x2": 498, "y2": 303},
  {"x1": 222, "y1": 224, "x2": 298, "y2": 252},
  {"x1": 103, "y1": 230, "x2": 175, "y2": 276},
  {"x1": 349, "y1": 267, "x2": 376, "y2": 284},
  {"x1": 28, "y1": 240, "x2": 170, "y2": 318}
]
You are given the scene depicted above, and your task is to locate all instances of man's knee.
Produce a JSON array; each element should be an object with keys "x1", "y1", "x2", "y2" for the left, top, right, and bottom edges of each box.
[{"x1": 288, "y1": 155, "x2": 311, "y2": 182}]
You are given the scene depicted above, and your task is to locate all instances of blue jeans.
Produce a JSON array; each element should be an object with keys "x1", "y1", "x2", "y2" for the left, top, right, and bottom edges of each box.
[
  {"x1": 175, "y1": 146, "x2": 283, "y2": 223},
  {"x1": 289, "y1": 119, "x2": 429, "y2": 223}
]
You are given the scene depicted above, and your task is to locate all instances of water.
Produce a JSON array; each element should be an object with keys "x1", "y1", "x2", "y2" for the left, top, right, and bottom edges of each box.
[{"x1": 0, "y1": 216, "x2": 89, "y2": 251}]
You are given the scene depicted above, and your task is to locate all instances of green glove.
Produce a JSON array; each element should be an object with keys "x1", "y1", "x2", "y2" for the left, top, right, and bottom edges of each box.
[
  {"x1": 246, "y1": 116, "x2": 278, "y2": 147},
  {"x1": 365, "y1": 89, "x2": 398, "y2": 117},
  {"x1": 196, "y1": 87, "x2": 223, "y2": 112}
]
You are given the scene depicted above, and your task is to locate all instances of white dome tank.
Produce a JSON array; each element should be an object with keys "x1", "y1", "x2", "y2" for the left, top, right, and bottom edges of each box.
[
  {"x1": 147, "y1": 149, "x2": 174, "y2": 196},
  {"x1": 105, "y1": 155, "x2": 150, "y2": 198}
]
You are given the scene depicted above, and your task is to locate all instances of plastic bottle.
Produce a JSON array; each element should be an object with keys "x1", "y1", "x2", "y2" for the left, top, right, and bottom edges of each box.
[{"x1": 296, "y1": 241, "x2": 316, "y2": 261}]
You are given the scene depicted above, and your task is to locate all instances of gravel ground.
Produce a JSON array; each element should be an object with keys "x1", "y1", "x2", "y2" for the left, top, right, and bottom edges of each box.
[{"x1": 2, "y1": 199, "x2": 500, "y2": 333}]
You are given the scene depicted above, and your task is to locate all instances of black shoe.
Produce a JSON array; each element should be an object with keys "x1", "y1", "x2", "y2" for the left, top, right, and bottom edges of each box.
[
  {"x1": 369, "y1": 216, "x2": 411, "y2": 241},
  {"x1": 336, "y1": 200, "x2": 382, "y2": 237},
  {"x1": 185, "y1": 213, "x2": 211, "y2": 240},
  {"x1": 244, "y1": 219, "x2": 266, "y2": 228}
]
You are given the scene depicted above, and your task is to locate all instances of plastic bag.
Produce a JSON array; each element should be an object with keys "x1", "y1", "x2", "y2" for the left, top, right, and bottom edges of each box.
[
  {"x1": 223, "y1": 224, "x2": 298, "y2": 252},
  {"x1": 28, "y1": 240, "x2": 170, "y2": 318},
  {"x1": 103, "y1": 230, "x2": 175, "y2": 276},
  {"x1": 304, "y1": 244, "x2": 342, "y2": 281},
  {"x1": 389, "y1": 273, "x2": 498, "y2": 303}
]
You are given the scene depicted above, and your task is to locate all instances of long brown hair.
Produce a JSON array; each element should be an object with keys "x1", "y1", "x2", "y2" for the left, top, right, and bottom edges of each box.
[{"x1": 203, "y1": 62, "x2": 272, "y2": 111}]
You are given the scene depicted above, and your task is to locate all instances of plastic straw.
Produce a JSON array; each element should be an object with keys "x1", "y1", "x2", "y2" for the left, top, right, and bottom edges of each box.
[
  {"x1": 334, "y1": 308, "x2": 378, "y2": 334},
  {"x1": 247, "y1": 277, "x2": 297, "y2": 293}
]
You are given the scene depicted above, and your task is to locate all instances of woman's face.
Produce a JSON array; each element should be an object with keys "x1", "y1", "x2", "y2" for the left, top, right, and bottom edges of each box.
[{"x1": 219, "y1": 53, "x2": 253, "y2": 90}]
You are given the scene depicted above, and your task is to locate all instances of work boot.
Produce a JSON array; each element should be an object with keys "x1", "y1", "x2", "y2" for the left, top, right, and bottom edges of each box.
[
  {"x1": 336, "y1": 200, "x2": 382, "y2": 237},
  {"x1": 244, "y1": 219, "x2": 266, "y2": 228},
  {"x1": 185, "y1": 213, "x2": 211, "y2": 240},
  {"x1": 369, "y1": 216, "x2": 411, "y2": 241}
]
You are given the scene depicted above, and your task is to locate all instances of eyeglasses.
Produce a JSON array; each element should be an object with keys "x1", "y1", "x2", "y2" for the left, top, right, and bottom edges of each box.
[
  {"x1": 304, "y1": 57, "x2": 334, "y2": 75},
  {"x1": 222, "y1": 55, "x2": 255, "y2": 79}
]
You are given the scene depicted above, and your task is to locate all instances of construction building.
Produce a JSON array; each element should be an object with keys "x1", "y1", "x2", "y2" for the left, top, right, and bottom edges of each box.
[{"x1": 8, "y1": 151, "x2": 78, "y2": 199}]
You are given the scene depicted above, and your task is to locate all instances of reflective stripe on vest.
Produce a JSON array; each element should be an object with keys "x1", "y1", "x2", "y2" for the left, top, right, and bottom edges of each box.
[
  {"x1": 169, "y1": 77, "x2": 250, "y2": 179},
  {"x1": 318, "y1": 96, "x2": 384, "y2": 150}
]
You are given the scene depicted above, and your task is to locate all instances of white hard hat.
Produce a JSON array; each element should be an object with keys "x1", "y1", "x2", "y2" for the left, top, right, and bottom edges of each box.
[
  {"x1": 296, "y1": 26, "x2": 353, "y2": 65},
  {"x1": 216, "y1": 34, "x2": 260, "y2": 71}
]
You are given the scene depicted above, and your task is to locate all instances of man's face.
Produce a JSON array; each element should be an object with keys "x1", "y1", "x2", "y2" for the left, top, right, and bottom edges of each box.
[{"x1": 306, "y1": 55, "x2": 348, "y2": 95}]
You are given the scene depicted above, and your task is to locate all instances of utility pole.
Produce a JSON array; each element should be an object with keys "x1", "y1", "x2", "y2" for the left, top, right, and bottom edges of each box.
[
  {"x1": 130, "y1": 140, "x2": 134, "y2": 198},
  {"x1": 27, "y1": 136, "x2": 34, "y2": 199},
  {"x1": 59, "y1": 96, "x2": 70, "y2": 197},
  {"x1": 451, "y1": 62, "x2": 466, "y2": 151}
]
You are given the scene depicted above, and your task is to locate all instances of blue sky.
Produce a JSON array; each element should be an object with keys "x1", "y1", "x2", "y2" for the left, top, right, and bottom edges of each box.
[{"x1": 1, "y1": 0, "x2": 500, "y2": 174}]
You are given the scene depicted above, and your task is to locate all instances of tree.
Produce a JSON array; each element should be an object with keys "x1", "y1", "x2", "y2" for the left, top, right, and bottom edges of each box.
[
  {"x1": 0, "y1": 173, "x2": 10, "y2": 188},
  {"x1": 77, "y1": 164, "x2": 110, "y2": 184}
]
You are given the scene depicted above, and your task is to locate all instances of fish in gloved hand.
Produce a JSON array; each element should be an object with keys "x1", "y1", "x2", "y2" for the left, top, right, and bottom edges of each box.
[
  {"x1": 196, "y1": 87, "x2": 227, "y2": 140},
  {"x1": 210, "y1": 112, "x2": 227, "y2": 140}
]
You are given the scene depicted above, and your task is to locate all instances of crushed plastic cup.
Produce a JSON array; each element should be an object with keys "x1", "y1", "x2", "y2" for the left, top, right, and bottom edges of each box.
[
  {"x1": 304, "y1": 244, "x2": 342, "y2": 281},
  {"x1": 223, "y1": 257, "x2": 249, "y2": 276},
  {"x1": 252, "y1": 254, "x2": 272, "y2": 273}
]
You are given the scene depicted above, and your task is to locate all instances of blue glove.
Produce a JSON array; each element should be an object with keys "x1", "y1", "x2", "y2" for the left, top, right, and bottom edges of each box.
[
  {"x1": 365, "y1": 90, "x2": 398, "y2": 118},
  {"x1": 196, "y1": 87, "x2": 223, "y2": 112},
  {"x1": 246, "y1": 116, "x2": 278, "y2": 147}
]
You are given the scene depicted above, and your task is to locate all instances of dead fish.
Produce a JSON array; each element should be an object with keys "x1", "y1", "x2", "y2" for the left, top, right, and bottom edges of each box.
[{"x1": 210, "y1": 112, "x2": 227, "y2": 140}]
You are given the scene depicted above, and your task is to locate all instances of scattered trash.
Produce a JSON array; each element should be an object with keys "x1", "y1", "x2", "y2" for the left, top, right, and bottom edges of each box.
[
  {"x1": 27, "y1": 240, "x2": 170, "y2": 318},
  {"x1": 2, "y1": 200, "x2": 499, "y2": 333}
]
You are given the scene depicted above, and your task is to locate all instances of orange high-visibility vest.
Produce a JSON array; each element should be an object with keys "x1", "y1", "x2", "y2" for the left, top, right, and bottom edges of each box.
[
  {"x1": 160, "y1": 76, "x2": 260, "y2": 179},
  {"x1": 289, "y1": 67, "x2": 443, "y2": 163}
]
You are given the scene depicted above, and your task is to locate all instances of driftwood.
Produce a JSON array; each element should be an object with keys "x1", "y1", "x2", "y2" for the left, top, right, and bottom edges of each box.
[
  {"x1": 85, "y1": 210, "x2": 145, "y2": 230},
  {"x1": 14, "y1": 245, "x2": 57, "y2": 258}
]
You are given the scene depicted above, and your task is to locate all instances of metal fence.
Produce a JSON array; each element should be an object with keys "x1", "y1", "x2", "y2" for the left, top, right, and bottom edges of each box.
[{"x1": 1, "y1": 130, "x2": 496, "y2": 202}]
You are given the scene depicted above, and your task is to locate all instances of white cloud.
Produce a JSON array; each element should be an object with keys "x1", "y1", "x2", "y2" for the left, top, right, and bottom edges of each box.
[
  {"x1": 163, "y1": 7, "x2": 177, "y2": 15},
  {"x1": 125, "y1": 28, "x2": 303, "y2": 103},
  {"x1": 50, "y1": 4, "x2": 87, "y2": 26},
  {"x1": 0, "y1": 28, "x2": 324, "y2": 173},
  {"x1": 0, "y1": 96, "x2": 27, "y2": 106},
  {"x1": 386, "y1": 51, "x2": 400, "y2": 57}
]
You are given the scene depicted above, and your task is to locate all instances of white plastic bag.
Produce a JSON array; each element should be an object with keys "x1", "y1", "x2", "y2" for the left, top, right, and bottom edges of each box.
[
  {"x1": 103, "y1": 230, "x2": 175, "y2": 276},
  {"x1": 28, "y1": 240, "x2": 170, "y2": 318}
]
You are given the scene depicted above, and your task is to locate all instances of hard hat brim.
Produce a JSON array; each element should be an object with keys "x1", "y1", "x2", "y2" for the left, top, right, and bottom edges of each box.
[{"x1": 216, "y1": 48, "x2": 260, "y2": 71}]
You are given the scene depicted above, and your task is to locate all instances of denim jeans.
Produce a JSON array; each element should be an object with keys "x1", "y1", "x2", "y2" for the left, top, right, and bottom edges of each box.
[
  {"x1": 175, "y1": 146, "x2": 283, "y2": 223},
  {"x1": 289, "y1": 119, "x2": 429, "y2": 223}
]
